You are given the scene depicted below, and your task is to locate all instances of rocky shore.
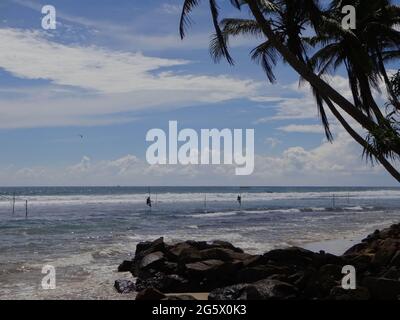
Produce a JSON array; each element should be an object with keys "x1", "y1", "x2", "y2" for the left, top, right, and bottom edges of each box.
[{"x1": 115, "y1": 223, "x2": 400, "y2": 300}]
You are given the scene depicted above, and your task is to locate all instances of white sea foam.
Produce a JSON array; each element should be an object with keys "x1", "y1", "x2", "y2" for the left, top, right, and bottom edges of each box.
[{"x1": 0, "y1": 189, "x2": 400, "y2": 208}]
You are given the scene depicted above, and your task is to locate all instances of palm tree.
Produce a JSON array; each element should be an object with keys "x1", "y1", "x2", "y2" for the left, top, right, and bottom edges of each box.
[{"x1": 179, "y1": 0, "x2": 400, "y2": 182}]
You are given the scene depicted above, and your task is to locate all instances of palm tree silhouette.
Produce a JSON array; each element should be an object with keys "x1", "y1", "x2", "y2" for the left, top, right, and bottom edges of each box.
[{"x1": 179, "y1": 0, "x2": 400, "y2": 182}]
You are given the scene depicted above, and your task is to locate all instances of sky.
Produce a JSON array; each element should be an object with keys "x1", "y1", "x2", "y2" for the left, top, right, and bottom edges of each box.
[{"x1": 0, "y1": 0, "x2": 398, "y2": 186}]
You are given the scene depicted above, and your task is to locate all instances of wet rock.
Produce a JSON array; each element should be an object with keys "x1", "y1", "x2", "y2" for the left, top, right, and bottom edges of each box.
[
  {"x1": 136, "y1": 288, "x2": 166, "y2": 300},
  {"x1": 185, "y1": 259, "x2": 226, "y2": 277},
  {"x1": 236, "y1": 265, "x2": 290, "y2": 283},
  {"x1": 114, "y1": 279, "x2": 135, "y2": 294},
  {"x1": 303, "y1": 264, "x2": 342, "y2": 298},
  {"x1": 363, "y1": 277, "x2": 400, "y2": 300},
  {"x1": 390, "y1": 251, "x2": 400, "y2": 267},
  {"x1": 371, "y1": 239, "x2": 398, "y2": 267},
  {"x1": 383, "y1": 267, "x2": 400, "y2": 280},
  {"x1": 344, "y1": 242, "x2": 369, "y2": 256},
  {"x1": 139, "y1": 251, "x2": 165, "y2": 270},
  {"x1": 163, "y1": 295, "x2": 197, "y2": 300},
  {"x1": 135, "y1": 272, "x2": 191, "y2": 293},
  {"x1": 262, "y1": 247, "x2": 316, "y2": 268},
  {"x1": 209, "y1": 279, "x2": 297, "y2": 300},
  {"x1": 328, "y1": 286, "x2": 370, "y2": 300},
  {"x1": 196, "y1": 248, "x2": 252, "y2": 262},
  {"x1": 118, "y1": 260, "x2": 133, "y2": 273}
]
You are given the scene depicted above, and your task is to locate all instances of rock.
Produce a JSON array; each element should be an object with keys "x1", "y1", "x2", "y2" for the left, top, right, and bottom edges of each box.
[
  {"x1": 209, "y1": 284, "x2": 249, "y2": 300},
  {"x1": 236, "y1": 265, "x2": 290, "y2": 283},
  {"x1": 118, "y1": 260, "x2": 133, "y2": 272},
  {"x1": 208, "y1": 240, "x2": 244, "y2": 253},
  {"x1": 135, "y1": 272, "x2": 191, "y2": 293},
  {"x1": 383, "y1": 267, "x2": 400, "y2": 280},
  {"x1": 114, "y1": 279, "x2": 135, "y2": 294},
  {"x1": 303, "y1": 264, "x2": 342, "y2": 298},
  {"x1": 136, "y1": 288, "x2": 166, "y2": 300},
  {"x1": 344, "y1": 242, "x2": 369, "y2": 256},
  {"x1": 328, "y1": 286, "x2": 370, "y2": 300},
  {"x1": 390, "y1": 251, "x2": 400, "y2": 267},
  {"x1": 132, "y1": 237, "x2": 167, "y2": 276},
  {"x1": 197, "y1": 248, "x2": 252, "y2": 262},
  {"x1": 262, "y1": 247, "x2": 316, "y2": 268},
  {"x1": 209, "y1": 279, "x2": 297, "y2": 300},
  {"x1": 139, "y1": 251, "x2": 165, "y2": 270},
  {"x1": 363, "y1": 277, "x2": 400, "y2": 300},
  {"x1": 185, "y1": 259, "x2": 226, "y2": 277},
  {"x1": 343, "y1": 254, "x2": 373, "y2": 273},
  {"x1": 371, "y1": 239, "x2": 398, "y2": 267},
  {"x1": 136, "y1": 237, "x2": 166, "y2": 255},
  {"x1": 163, "y1": 295, "x2": 197, "y2": 300},
  {"x1": 178, "y1": 247, "x2": 203, "y2": 264},
  {"x1": 167, "y1": 242, "x2": 195, "y2": 260}
]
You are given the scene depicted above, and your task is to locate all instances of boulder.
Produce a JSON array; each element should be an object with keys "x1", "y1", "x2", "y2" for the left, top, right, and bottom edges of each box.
[
  {"x1": 363, "y1": 277, "x2": 400, "y2": 300},
  {"x1": 118, "y1": 260, "x2": 133, "y2": 273},
  {"x1": 383, "y1": 267, "x2": 400, "y2": 280},
  {"x1": 371, "y1": 239, "x2": 398, "y2": 267},
  {"x1": 135, "y1": 272, "x2": 191, "y2": 293},
  {"x1": 328, "y1": 286, "x2": 370, "y2": 300},
  {"x1": 185, "y1": 259, "x2": 226, "y2": 277},
  {"x1": 236, "y1": 265, "x2": 290, "y2": 284},
  {"x1": 114, "y1": 279, "x2": 135, "y2": 294},
  {"x1": 262, "y1": 247, "x2": 316, "y2": 268},
  {"x1": 209, "y1": 279, "x2": 297, "y2": 300},
  {"x1": 343, "y1": 242, "x2": 369, "y2": 256},
  {"x1": 139, "y1": 251, "x2": 165, "y2": 270},
  {"x1": 136, "y1": 288, "x2": 166, "y2": 300},
  {"x1": 390, "y1": 251, "x2": 400, "y2": 267},
  {"x1": 163, "y1": 295, "x2": 197, "y2": 300},
  {"x1": 303, "y1": 264, "x2": 342, "y2": 298}
]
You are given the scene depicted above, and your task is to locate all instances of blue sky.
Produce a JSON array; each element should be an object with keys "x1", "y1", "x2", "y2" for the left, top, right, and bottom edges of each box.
[{"x1": 0, "y1": 0, "x2": 398, "y2": 186}]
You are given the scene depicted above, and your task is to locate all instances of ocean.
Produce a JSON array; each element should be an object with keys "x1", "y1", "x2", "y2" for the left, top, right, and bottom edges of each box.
[{"x1": 0, "y1": 186, "x2": 399, "y2": 299}]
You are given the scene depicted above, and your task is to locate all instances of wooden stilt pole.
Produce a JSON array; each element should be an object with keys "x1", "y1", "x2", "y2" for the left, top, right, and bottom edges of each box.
[
  {"x1": 25, "y1": 200, "x2": 28, "y2": 219},
  {"x1": 12, "y1": 193, "x2": 15, "y2": 215}
]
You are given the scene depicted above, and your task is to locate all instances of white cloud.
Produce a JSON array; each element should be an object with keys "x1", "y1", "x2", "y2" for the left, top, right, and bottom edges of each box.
[
  {"x1": 265, "y1": 137, "x2": 281, "y2": 148},
  {"x1": 0, "y1": 130, "x2": 395, "y2": 186},
  {"x1": 0, "y1": 28, "x2": 260, "y2": 128},
  {"x1": 278, "y1": 124, "x2": 326, "y2": 134},
  {"x1": 161, "y1": 4, "x2": 182, "y2": 15}
]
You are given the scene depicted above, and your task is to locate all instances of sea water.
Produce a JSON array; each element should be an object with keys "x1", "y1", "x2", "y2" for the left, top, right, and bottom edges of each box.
[{"x1": 0, "y1": 186, "x2": 399, "y2": 299}]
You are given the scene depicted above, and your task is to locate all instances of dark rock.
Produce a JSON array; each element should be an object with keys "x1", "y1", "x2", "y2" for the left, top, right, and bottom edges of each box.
[
  {"x1": 383, "y1": 267, "x2": 400, "y2": 280},
  {"x1": 136, "y1": 237, "x2": 166, "y2": 257},
  {"x1": 178, "y1": 247, "x2": 202, "y2": 264},
  {"x1": 114, "y1": 279, "x2": 135, "y2": 294},
  {"x1": 262, "y1": 247, "x2": 316, "y2": 268},
  {"x1": 167, "y1": 242, "x2": 194, "y2": 260},
  {"x1": 303, "y1": 264, "x2": 342, "y2": 298},
  {"x1": 163, "y1": 295, "x2": 197, "y2": 300},
  {"x1": 390, "y1": 251, "x2": 400, "y2": 267},
  {"x1": 136, "y1": 288, "x2": 166, "y2": 300},
  {"x1": 328, "y1": 286, "x2": 370, "y2": 300},
  {"x1": 209, "y1": 279, "x2": 297, "y2": 300},
  {"x1": 344, "y1": 242, "x2": 369, "y2": 256},
  {"x1": 363, "y1": 277, "x2": 400, "y2": 300},
  {"x1": 185, "y1": 259, "x2": 226, "y2": 277},
  {"x1": 118, "y1": 260, "x2": 133, "y2": 272},
  {"x1": 208, "y1": 240, "x2": 244, "y2": 253},
  {"x1": 197, "y1": 248, "x2": 252, "y2": 262},
  {"x1": 139, "y1": 251, "x2": 165, "y2": 270},
  {"x1": 343, "y1": 254, "x2": 373, "y2": 273},
  {"x1": 371, "y1": 239, "x2": 398, "y2": 267},
  {"x1": 209, "y1": 284, "x2": 249, "y2": 300},
  {"x1": 135, "y1": 272, "x2": 191, "y2": 293},
  {"x1": 236, "y1": 265, "x2": 290, "y2": 283}
]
